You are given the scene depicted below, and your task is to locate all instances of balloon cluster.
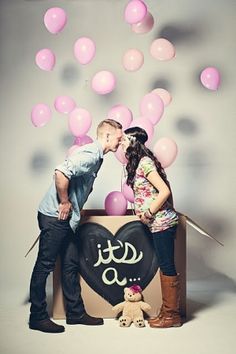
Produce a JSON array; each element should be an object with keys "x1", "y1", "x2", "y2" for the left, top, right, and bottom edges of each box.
[
  {"x1": 31, "y1": 2, "x2": 222, "y2": 216},
  {"x1": 35, "y1": 7, "x2": 66, "y2": 71},
  {"x1": 31, "y1": 96, "x2": 93, "y2": 147},
  {"x1": 122, "y1": 1, "x2": 176, "y2": 71}
]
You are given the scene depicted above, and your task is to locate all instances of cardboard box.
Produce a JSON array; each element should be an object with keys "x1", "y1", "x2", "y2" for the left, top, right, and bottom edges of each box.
[
  {"x1": 52, "y1": 210, "x2": 187, "y2": 319},
  {"x1": 25, "y1": 209, "x2": 222, "y2": 319}
]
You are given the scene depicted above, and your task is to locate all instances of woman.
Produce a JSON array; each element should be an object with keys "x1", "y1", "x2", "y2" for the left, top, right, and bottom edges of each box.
[{"x1": 122, "y1": 126, "x2": 182, "y2": 328}]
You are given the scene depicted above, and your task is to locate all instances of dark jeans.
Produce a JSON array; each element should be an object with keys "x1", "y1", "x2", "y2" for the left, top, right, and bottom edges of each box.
[
  {"x1": 29, "y1": 212, "x2": 85, "y2": 322},
  {"x1": 152, "y1": 226, "x2": 177, "y2": 276}
]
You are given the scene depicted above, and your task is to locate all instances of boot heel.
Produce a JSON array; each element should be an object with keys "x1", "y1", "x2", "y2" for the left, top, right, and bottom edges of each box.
[{"x1": 173, "y1": 322, "x2": 182, "y2": 327}]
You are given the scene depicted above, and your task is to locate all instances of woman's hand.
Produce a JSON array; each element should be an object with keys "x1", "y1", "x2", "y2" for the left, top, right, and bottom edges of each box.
[
  {"x1": 139, "y1": 209, "x2": 154, "y2": 224},
  {"x1": 58, "y1": 201, "x2": 72, "y2": 220}
]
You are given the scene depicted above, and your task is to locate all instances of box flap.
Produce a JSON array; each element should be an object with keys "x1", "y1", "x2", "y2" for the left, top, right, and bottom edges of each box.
[{"x1": 178, "y1": 212, "x2": 224, "y2": 246}]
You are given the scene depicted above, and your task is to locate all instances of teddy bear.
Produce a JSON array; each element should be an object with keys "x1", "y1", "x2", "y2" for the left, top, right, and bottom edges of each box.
[{"x1": 112, "y1": 285, "x2": 151, "y2": 327}]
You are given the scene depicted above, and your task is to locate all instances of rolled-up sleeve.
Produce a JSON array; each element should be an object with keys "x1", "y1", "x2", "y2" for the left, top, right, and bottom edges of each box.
[
  {"x1": 55, "y1": 150, "x2": 97, "y2": 180},
  {"x1": 140, "y1": 157, "x2": 156, "y2": 177}
]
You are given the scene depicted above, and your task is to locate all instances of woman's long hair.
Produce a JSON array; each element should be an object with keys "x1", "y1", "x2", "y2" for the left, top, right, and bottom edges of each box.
[{"x1": 124, "y1": 127, "x2": 173, "y2": 205}]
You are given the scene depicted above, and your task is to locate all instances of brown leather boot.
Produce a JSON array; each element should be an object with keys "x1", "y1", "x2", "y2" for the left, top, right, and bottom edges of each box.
[
  {"x1": 149, "y1": 273, "x2": 182, "y2": 328},
  {"x1": 148, "y1": 304, "x2": 164, "y2": 324}
]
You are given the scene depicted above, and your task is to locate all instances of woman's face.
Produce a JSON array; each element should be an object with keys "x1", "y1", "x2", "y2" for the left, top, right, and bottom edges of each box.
[{"x1": 121, "y1": 134, "x2": 131, "y2": 152}]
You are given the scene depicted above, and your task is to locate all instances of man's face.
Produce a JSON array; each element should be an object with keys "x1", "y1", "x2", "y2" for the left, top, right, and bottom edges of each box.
[{"x1": 108, "y1": 129, "x2": 123, "y2": 151}]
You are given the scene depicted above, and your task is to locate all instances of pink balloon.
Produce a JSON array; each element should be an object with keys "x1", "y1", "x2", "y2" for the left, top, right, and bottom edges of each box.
[
  {"x1": 74, "y1": 37, "x2": 96, "y2": 65},
  {"x1": 54, "y1": 96, "x2": 76, "y2": 114},
  {"x1": 68, "y1": 108, "x2": 92, "y2": 137},
  {"x1": 107, "y1": 104, "x2": 133, "y2": 130},
  {"x1": 44, "y1": 7, "x2": 67, "y2": 34},
  {"x1": 131, "y1": 11, "x2": 154, "y2": 34},
  {"x1": 152, "y1": 88, "x2": 172, "y2": 106},
  {"x1": 105, "y1": 191, "x2": 128, "y2": 216},
  {"x1": 150, "y1": 38, "x2": 176, "y2": 61},
  {"x1": 200, "y1": 67, "x2": 220, "y2": 91},
  {"x1": 122, "y1": 182, "x2": 135, "y2": 203},
  {"x1": 74, "y1": 135, "x2": 93, "y2": 146},
  {"x1": 122, "y1": 48, "x2": 144, "y2": 72},
  {"x1": 114, "y1": 145, "x2": 128, "y2": 165},
  {"x1": 35, "y1": 49, "x2": 56, "y2": 71},
  {"x1": 124, "y1": 0, "x2": 147, "y2": 24},
  {"x1": 140, "y1": 92, "x2": 164, "y2": 125},
  {"x1": 91, "y1": 71, "x2": 116, "y2": 95},
  {"x1": 31, "y1": 103, "x2": 52, "y2": 127},
  {"x1": 129, "y1": 117, "x2": 154, "y2": 145},
  {"x1": 153, "y1": 137, "x2": 178, "y2": 168}
]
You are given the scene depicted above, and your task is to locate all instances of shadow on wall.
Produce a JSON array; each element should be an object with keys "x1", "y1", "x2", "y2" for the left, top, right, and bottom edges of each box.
[
  {"x1": 157, "y1": 22, "x2": 204, "y2": 45},
  {"x1": 150, "y1": 79, "x2": 172, "y2": 92},
  {"x1": 60, "y1": 132, "x2": 74, "y2": 150},
  {"x1": 29, "y1": 151, "x2": 52, "y2": 175},
  {"x1": 186, "y1": 213, "x2": 236, "y2": 321},
  {"x1": 175, "y1": 116, "x2": 199, "y2": 136},
  {"x1": 29, "y1": 134, "x2": 74, "y2": 177},
  {"x1": 60, "y1": 64, "x2": 81, "y2": 86},
  {"x1": 186, "y1": 269, "x2": 236, "y2": 321}
]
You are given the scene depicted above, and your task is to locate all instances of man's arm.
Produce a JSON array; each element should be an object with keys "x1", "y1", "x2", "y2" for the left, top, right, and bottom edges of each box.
[
  {"x1": 55, "y1": 170, "x2": 72, "y2": 220},
  {"x1": 54, "y1": 147, "x2": 99, "y2": 219}
]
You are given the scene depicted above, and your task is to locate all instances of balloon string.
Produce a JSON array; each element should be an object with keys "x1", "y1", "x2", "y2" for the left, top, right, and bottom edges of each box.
[
  {"x1": 120, "y1": 165, "x2": 123, "y2": 192},
  {"x1": 121, "y1": 164, "x2": 126, "y2": 190},
  {"x1": 130, "y1": 203, "x2": 135, "y2": 215},
  {"x1": 121, "y1": 164, "x2": 135, "y2": 215}
]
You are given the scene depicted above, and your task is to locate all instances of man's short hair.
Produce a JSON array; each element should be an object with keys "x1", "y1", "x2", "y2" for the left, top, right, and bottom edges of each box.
[{"x1": 97, "y1": 119, "x2": 122, "y2": 135}]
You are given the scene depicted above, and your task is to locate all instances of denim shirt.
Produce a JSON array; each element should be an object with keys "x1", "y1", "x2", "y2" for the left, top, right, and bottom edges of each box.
[{"x1": 38, "y1": 140, "x2": 104, "y2": 232}]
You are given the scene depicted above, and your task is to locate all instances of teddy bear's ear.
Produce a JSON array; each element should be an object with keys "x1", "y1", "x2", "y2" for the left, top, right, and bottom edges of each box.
[{"x1": 124, "y1": 287, "x2": 128, "y2": 291}]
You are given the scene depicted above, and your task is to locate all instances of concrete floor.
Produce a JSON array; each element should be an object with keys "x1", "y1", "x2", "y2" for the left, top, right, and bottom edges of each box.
[{"x1": 0, "y1": 276, "x2": 235, "y2": 354}]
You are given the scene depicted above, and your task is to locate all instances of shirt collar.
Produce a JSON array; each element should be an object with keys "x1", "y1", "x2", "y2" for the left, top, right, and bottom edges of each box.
[{"x1": 94, "y1": 140, "x2": 104, "y2": 160}]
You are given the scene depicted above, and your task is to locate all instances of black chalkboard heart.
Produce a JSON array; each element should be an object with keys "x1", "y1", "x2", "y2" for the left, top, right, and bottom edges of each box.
[{"x1": 77, "y1": 220, "x2": 159, "y2": 305}]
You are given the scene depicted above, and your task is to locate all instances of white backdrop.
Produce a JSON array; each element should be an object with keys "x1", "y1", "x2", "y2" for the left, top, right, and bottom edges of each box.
[{"x1": 0, "y1": 0, "x2": 235, "y2": 303}]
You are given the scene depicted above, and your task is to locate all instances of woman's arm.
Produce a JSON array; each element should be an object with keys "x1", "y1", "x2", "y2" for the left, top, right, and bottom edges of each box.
[
  {"x1": 146, "y1": 170, "x2": 171, "y2": 214},
  {"x1": 140, "y1": 170, "x2": 170, "y2": 224}
]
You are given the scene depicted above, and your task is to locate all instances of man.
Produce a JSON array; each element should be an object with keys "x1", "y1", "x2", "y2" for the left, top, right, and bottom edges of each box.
[{"x1": 29, "y1": 119, "x2": 123, "y2": 333}]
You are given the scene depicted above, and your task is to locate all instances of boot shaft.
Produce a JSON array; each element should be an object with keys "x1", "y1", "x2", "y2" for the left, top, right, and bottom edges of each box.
[
  {"x1": 160, "y1": 272, "x2": 180, "y2": 316},
  {"x1": 149, "y1": 272, "x2": 182, "y2": 328}
]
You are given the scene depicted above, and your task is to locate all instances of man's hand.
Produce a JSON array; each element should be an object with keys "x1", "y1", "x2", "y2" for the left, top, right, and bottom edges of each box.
[{"x1": 58, "y1": 201, "x2": 72, "y2": 220}]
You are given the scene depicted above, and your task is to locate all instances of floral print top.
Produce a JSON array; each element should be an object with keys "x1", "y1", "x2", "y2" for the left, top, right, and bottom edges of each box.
[{"x1": 133, "y1": 156, "x2": 178, "y2": 233}]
